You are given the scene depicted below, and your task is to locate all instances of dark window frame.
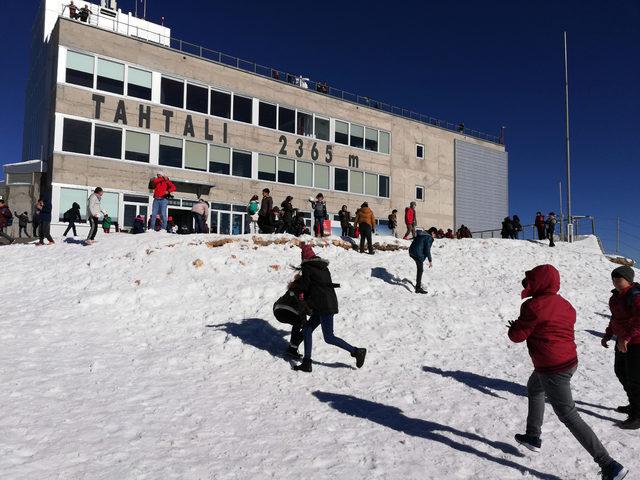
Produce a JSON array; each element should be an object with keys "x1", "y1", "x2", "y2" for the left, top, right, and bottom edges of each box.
[
  {"x1": 93, "y1": 124, "x2": 123, "y2": 159},
  {"x1": 186, "y1": 83, "x2": 209, "y2": 114},
  {"x1": 233, "y1": 95, "x2": 253, "y2": 124},
  {"x1": 211, "y1": 89, "x2": 231, "y2": 119},
  {"x1": 160, "y1": 77, "x2": 184, "y2": 108},
  {"x1": 258, "y1": 102, "x2": 277, "y2": 129},
  {"x1": 278, "y1": 106, "x2": 296, "y2": 133},
  {"x1": 62, "y1": 118, "x2": 92, "y2": 154}
]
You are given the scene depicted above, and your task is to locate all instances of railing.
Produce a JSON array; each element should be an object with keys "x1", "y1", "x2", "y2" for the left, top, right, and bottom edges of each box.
[
  {"x1": 60, "y1": 3, "x2": 503, "y2": 145},
  {"x1": 471, "y1": 216, "x2": 597, "y2": 241}
]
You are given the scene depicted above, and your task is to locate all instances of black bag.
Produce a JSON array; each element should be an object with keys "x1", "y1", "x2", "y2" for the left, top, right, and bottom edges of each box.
[
  {"x1": 273, "y1": 290, "x2": 308, "y2": 325},
  {"x1": 148, "y1": 179, "x2": 155, "y2": 190}
]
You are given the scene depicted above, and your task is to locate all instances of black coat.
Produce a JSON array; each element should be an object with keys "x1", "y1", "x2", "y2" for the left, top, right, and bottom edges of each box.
[
  {"x1": 338, "y1": 210, "x2": 351, "y2": 228},
  {"x1": 281, "y1": 200, "x2": 294, "y2": 224},
  {"x1": 299, "y1": 258, "x2": 339, "y2": 314}
]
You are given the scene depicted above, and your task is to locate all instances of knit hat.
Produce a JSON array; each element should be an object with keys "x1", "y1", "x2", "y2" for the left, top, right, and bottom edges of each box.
[
  {"x1": 612, "y1": 266, "x2": 634, "y2": 283},
  {"x1": 300, "y1": 244, "x2": 317, "y2": 261},
  {"x1": 157, "y1": 170, "x2": 165, "y2": 177}
]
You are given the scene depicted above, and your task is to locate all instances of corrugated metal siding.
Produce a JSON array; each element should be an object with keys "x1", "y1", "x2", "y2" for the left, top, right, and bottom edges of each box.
[{"x1": 454, "y1": 140, "x2": 508, "y2": 233}]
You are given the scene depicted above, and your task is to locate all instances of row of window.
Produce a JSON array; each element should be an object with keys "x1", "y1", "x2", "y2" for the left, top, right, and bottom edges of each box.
[
  {"x1": 59, "y1": 118, "x2": 391, "y2": 198},
  {"x1": 65, "y1": 50, "x2": 391, "y2": 154}
]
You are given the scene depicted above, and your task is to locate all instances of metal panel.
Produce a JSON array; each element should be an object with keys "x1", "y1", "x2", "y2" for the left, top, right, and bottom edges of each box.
[{"x1": 454, "y1": 140, "x2": 508, "y2": 233}]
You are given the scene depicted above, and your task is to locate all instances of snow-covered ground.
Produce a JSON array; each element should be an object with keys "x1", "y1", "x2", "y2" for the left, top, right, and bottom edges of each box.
[{"x1": 0, "y1": 233, "x2": 637, "y2": 480}]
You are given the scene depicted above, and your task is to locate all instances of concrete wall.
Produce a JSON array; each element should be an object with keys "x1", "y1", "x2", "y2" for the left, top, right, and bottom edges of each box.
[{"x1": 49, "y1": 18, "x2": 505, "y2": 231}]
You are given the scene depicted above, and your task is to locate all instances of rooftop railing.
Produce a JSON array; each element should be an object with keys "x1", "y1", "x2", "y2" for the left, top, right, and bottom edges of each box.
[{"x1": 60, "y1": 3, "x2": 504, "y2": 145}]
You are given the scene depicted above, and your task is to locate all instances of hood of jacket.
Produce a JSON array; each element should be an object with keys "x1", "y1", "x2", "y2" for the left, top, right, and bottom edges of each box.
[{"x1": 521, "y1": 264, "x2": 560, "y2": 299}]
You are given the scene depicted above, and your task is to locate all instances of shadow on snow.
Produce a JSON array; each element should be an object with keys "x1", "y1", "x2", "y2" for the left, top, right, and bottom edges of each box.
[{"x1": 370, "y1": 267, "x2": 414, "y2": 292}]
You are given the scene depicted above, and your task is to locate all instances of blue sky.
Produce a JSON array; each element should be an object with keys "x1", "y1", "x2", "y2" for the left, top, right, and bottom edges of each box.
[{"x1": 1, "y1": 0, "x2": 638, "y2": 258}]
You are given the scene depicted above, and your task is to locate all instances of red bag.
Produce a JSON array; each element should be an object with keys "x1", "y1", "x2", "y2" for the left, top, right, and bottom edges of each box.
[
  {"x1": 354, "y1": 226, "x2": 360, "y2": 238},
  {"x1": 323, "y1": 219, "x2": 332, "y2": 236}
]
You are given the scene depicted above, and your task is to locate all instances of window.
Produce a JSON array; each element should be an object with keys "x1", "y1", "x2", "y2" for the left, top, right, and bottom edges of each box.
[
  {"x1": 96, "y1": 58, "x2": 124, "y2": 94},
  {"x1": 365, "y1": 173, "x2": 378, "y2": 196},
  {"x1": 259, "y1": 102, "x2": 276, "y2": 129},
  {"x1": 315, "y1": 164, "x2": 329, "y2": 189},
  {"x1": 315, "y1": 117, "x2": 330, "y2": 141},
  {"x1": 210, "y1": 145, "x2": 230, "y2": 174},
  {"x1": 297, "y1": 161, "x2": 313, "y2": 187},
  {"x1": 232, "y1": 150, "x2": 252, "y2": 178},
  {"x1": 100, "y1": 192, "x2": 119, "y2": 222},
  {"x1": 66, "y1": 51, "x2": 94, "y2": 87},
  {"x1": 278, "y1": 158, "x2": 295, "y2": 184},
  {"x1": 62, "y1": 118, "x2": 91, "y2": 154},
  {"x1": 334, "y1": 168, "x2": 348, "y2": 191},
  {"x1": 258, "y1": 154, "x2": 276, "y2": 181},
  {"x1": 350, "y1": 170, "x2": 363, "y2": 194},
  {"x1": 58, "y1": 187, "x2": 87, "y2": 221},
  {"x1": 125, "y1": 131, "x2": 150, "y2": 163},
  {"x1": 350, "y1": 124, "x2": 364, "y2": 148},
  {"x1": 335, "y1": 120, "x2": 349, "y2": 145},
  {"x1": 211, "y1": 90, "x2": 231, "y2": 118},
  {"x1": 160, "y1": 77, "x2": 184, "y2": 108},
  {"x1": 278, "y1": 106, "x2": 295, "y2": 133},
  {"x1": 379, "y1": 175, "x2": 390, "y2": 198},
  {"x1": 416, "y1": 144, "x2": 424, "y2": 159},
  {"x1": 7, "y1": 173, "x2": 31, "y2": 185},
  {"x1": 186, "y1": 84, "x2": 208, "y2": 114},
  {"x1": 379, "y1": 131, "x2": 390, "y2": 154},
  {"x1": 93, "y1": 125, "x2": 122, "y2": 159},
  {"x1": 416, "y1": 185, "x2": 424, "y2": 201},
  {"x1": 127, "y1": 67, "x2": 152, "y2": 100},
  {"x1": 233, "y1": 95, "x2": 252, "y2": 123},
  {"x1": 297, "y1": 112, "x2": 313, "y2": 137},
  {"x1": 185, "y1": 141, "x2": 207, "y2": 171},
  {"x1": 365, "y1": 128, "x2": 378, "y2": 152},
  {"x1": 159, "y1": 136, "x2": 183, "y2": 168}
]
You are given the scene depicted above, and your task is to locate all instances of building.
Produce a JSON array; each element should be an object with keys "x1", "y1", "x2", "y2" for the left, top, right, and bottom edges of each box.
[{"x1": 2, "y1": 0, "x2": 508, "y2": 238}]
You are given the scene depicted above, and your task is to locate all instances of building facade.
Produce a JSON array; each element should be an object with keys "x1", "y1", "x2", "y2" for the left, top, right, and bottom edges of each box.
[{"x1": 3, "y1": 0, "x2": 507, "y2": 237}]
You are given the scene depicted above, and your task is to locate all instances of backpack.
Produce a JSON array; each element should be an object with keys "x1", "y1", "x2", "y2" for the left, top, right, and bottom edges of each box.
[
  {"x1": 247, "y1": 202, "x2": 258, "y2": 215},
  {"x1": 626, "y1": 284, "x2": 640, "y2": 312},
  {"x1": 148, "y1": 178, "x2": 155, "y2": 190},
  {"x1": 63, "y1": 208, "x2": 72, "y2": 221},
  {"x1": 273, "y1": 289, "x2": 307, "y2": 325}
]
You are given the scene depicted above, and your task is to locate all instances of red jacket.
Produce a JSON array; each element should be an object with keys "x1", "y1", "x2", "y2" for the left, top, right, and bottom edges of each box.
[
  {"x1": 606, "y1": 284, "x2": 640, "y2": 345},
  {"x1": 405, "y1": 207, "x2": 415, "y2": 225},
  {"x1": 508, "y1": 264, "x2": 578, "y2": 374},
  {"x1": 151, "y1": 177, "x2": 176, "y2": 199},
  {"x1": 535, "y1": 214, "x2": 545, "y2": 227}
]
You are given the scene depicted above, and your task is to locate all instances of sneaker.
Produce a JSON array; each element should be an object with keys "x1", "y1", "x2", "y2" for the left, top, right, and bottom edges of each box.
[
  {"x1": 514, "y1": 433, "x2": 541, "y2": 453},
  {"x1": 601, "y1": 460, "x2": 628, "y2": 480},
  {"x1": 415, "y1": 287, "x2": 428, "y2": 294},
  {"x1": 616, "y1": 405, "x2": 632, "y2": 414},
  {"x1": 352, "y1": 348, "x2": 367, "y2": 368},
  {"x1": 293, "y1": 358, "x2": 312, "y2": 373},
  {"x1": 617, "y1": 416, "x2": 640, "y2": 430},
  {"x1": 285, "y1": 346, "x2": 302, "y2": 359}
]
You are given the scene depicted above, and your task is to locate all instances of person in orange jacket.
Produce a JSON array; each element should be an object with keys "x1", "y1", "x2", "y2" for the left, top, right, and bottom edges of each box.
[{"x1": 355, "y1": 202, "x2": 376, "y2": 254}]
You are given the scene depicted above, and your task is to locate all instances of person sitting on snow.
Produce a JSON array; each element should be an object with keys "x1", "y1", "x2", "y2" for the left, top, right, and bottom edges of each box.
[{"x1": 508, "y1": 265, "x2": 628, "y2": 480}]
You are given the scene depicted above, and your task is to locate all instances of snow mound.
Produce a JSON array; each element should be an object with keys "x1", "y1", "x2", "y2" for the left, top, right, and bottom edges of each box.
[{"x1": 0, "y1": 234, "x2": 637, "y2": 479}]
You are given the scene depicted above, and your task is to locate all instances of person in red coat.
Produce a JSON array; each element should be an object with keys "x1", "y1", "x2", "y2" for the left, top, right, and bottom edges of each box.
[
  {"x1": 534, "y1": 211, "x2": 546, "y2": 240},
  {"x1": 602, "y1": 265, "x2": 640, "y2": 429},
  {"x1": 403, "y1": 202, "x2": 417, "y2": 240},
  {"x1": 508, "y1": 265, "x2": 627, "y2": 480},
  {"x1": 149, "y1": 171, "x2": 176, "y2": 232}
]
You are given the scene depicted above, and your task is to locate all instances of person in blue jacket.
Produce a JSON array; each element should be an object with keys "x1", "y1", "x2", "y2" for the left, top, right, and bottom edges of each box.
[{"x1": 409, "y1": 229, "x2": 433, "y2": 294}]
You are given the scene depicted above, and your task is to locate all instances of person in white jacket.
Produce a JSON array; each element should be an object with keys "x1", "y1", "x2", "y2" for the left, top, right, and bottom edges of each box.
[
  {"x1": 191, "y1": 198, "x2": 209, "y2": 233},
  {"x1": 86, "y1": 187, "x2": 107, "y2": 244}
]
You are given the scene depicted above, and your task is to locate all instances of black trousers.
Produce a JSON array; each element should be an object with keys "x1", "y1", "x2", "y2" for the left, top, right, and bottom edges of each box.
[
  {"x1": 290, "y1": 323, "x2": 304, "y2": 348},
  {"x1": 341, "y1": 226, "x2": 349, "y2": 236},
  {"x1": 359, "y1": 223, "x2": 373, "y2": 253},
  {"x1": 615, "y1": 345, "x2": 640, "y2": 417},
  {"x1": 192, "y1": 212, "x2": 205, "y2": 233},
  {"x1": 413, "y1": 257, "x2": 424, "y2": 288},
  {"x1": 63, "y1": 221, "x2": 77, "y2": 237},
  {"x1": 314, "y1": 217, "x2": 324, "y2": 237},
  {"x1": 39, "y1": 222, "x2": 53, "y2": 243},
  {"x1": 19, "y1": 226, "x2": 30, "y2": 237},
  {"x1": 87, "y1": 216, "x2": 99, "y2": 240},
  {"x1": 32, "y1": 221, "x2": 39, "y2": 237},
  {"x1": 537, "y1": 226, "x2": 546, "y2": 240}
]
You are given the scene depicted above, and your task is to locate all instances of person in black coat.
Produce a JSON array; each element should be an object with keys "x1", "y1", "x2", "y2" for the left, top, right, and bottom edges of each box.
[
  {"x1": 258, "y1": 188, "x2": 275, "y2": 234},
  {"x1": 293, "y1": 244, "x2": 366, "y2": 372},
  {"x1": 63, "y1": 202, "x2": 82, "y2": 237},
  {"x1": 501, "y1": 217, "x2": 514, "y2": 239},
  {"x1": 280, "y1": 196, "x2": 295, "y2": 234},
  {"x1": 512, "y1": 215, "x2": 523, "y2": 239}
]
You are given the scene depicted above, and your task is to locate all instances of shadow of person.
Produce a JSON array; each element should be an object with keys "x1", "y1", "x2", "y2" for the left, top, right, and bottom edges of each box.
[
  {"x1": 206, "y1": 319, "x2": 355, "y2": 369},
  {"x1": 594, "y1": 312, "x2": 611, "y2": 320},
  {"x1": 584, "y1": 329, "x2": 605, "y2": 339},
  {"x1": 312, "y1": 391, "x2": 564, "y2": 480},
  {"x1": 63, "y1": 237, "x2": 86, "y2": 245},
  {"x1": 422, "y1": 366, "x2": 621, "y2": 422},
  {"x1": 370, "y1": 267, "x2": 413, "y2": 292}
]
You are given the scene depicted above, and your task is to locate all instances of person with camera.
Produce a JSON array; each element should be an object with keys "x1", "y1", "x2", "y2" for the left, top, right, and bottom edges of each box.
[{"x1": 149, "y1": 172, "x2": 176, "y2": 232}]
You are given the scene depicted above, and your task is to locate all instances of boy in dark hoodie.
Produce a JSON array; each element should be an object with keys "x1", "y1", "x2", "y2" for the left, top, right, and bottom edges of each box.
[
  {"x1": 63, "y1": 202, "x2": 82, "y2": 237},
  {"x1": 15, "y1": 211, "x2": 31, "y2": 238},
  {"x1": 293, "y1": 244, "x2": 366, "y2": 372},
  {"x1": 409, "y1": 229, "x2": 433, "y2": 294},
  {"x1": 508, "y1": 265, "x2": 627, "y2": 480}
]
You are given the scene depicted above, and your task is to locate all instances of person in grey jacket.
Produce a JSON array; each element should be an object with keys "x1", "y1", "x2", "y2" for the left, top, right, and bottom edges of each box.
[
  {"x1": 309, "y1": 193, "x2": 328, "y2": 237},
  {"x1": 86, "y1": 187, "x2": 106, "y2": 245}
]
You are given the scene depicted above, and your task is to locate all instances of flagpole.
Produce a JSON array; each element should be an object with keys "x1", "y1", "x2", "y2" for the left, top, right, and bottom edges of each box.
[{"x1": 563, "y1": 31, "x2": 573, "y2": 242}]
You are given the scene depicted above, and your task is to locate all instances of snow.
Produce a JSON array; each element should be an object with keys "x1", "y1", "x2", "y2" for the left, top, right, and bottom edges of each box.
[{"x1": 0, "y1": 233, "x2": 637, "y2": 480}]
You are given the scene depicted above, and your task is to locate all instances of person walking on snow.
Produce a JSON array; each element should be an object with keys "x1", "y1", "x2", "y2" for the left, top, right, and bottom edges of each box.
[
  {"x1": 403, "y1": 202, "x2": 417, "y2": 239},
  {"x1": 512, "y1": 215, "x2": 523, "y2": 239},
  {"x1": 309, "y1": 193, "x2": 327, "y2": 237},
  {"x1": 501, "y1": 216, "x2": 514, "y2": 239},
  {"x1": 409, "y1": 229, "x2": 433, "y2": 294},
  {"x1": 535, "y1": 211, "x2": 546, "y2": 240},
  {"x1": 546, "y1": 212, "x2": 557, "y2": 247},
  {"x1": 355, "y1": 202, "x2": 376, "y2": 254},
  {"x1": 602, "y1": 266, "x2": 640, "y2": 430},
  {"x1": 36, "y1": 199, "x2": 54, "y2": 246},
  {"x1": 14, "y1": 211, "x2": 31, "y2": 238},
  {"x1": 86, "y1": 187, "x2": 106, "y2": 245},
  {"x1": 388, "y1": 209, "x2": 398, "y2": 238},
  {"x1": 149, "y1": 172, "x2": 176, "y2": 232},
  {"x1": 62, "y1": 202, "x2": 82, "y2": 237},
  {"x1": 293, "y1": 244, "x2": 366, "y2": 373},
  {"x1": 508, "y1": 264, "x2": 628, "y2": 480}
]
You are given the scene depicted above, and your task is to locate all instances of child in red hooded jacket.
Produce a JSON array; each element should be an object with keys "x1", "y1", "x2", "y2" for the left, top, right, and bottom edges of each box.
[{"x1": 508, "y1": 264, "x2": 627, "y2": 480}]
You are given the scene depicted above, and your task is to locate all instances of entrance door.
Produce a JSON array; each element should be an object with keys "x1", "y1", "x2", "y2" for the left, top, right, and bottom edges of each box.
[{"x1": 168, "y1": 208, "x2": 193, "y2": 234}]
